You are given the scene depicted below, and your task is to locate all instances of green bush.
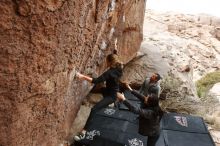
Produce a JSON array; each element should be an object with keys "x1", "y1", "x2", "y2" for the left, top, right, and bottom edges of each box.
[{"x1": 196, "y1": 71, "x2": 220, "y2": 98}]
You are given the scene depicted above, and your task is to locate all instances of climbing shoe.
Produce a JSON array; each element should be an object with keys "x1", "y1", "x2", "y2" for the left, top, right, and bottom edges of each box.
[{"x1": 74, "y1": 131, "x2": 86, "y2": 141}]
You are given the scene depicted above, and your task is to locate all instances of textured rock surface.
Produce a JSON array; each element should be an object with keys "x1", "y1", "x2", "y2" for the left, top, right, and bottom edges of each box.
[
  {"x1": 121, "y1": 42, "x2": 170, "y2": 87},
  {"x1": 214, "y1": 27, "x2": 220, "y2": 41},
  {"x1": 143, "y1": 10, "x2": 220, "y2": 82},
  {"x1": 209, "y1": 82, "x2": 220, "y2": 102},
  {"x1": 0, "y1": 0, "x2": 146, "y2": 145}
]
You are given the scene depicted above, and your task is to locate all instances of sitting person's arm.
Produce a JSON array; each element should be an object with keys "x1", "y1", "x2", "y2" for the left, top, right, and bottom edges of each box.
[
  {"x1": 156, "y1": 86, "x2": 161, "y2": 98},
  {"x1": 130, "y1": 90, "x2": 146, "y2": 102},
  {"x1": 125, "y1": 83, "x2": 146, "y2": 102}
]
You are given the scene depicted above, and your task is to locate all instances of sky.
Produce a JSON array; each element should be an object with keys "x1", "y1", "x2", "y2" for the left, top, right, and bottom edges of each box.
[{"x1": 147, "y1": 0, "x2": 220, "y2": 17}]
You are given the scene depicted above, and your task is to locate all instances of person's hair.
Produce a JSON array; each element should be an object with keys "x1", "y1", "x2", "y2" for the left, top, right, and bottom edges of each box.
[
  {"x1": 155, "y1": 73, "x2": 162, "y2": 81},
  {"x1": 106, "y1": 50, "x2": 123, "y2": 69},
  {"x1": 146, "y1": 93, "x2": 159, "y2": 107}
]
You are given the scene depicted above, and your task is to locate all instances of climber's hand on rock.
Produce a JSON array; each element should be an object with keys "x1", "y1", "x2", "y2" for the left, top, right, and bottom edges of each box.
[{"x1": 76, "y1": 72, "x2": 84, "y2": 80}]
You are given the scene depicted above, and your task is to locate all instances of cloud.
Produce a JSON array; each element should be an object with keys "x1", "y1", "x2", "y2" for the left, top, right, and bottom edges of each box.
[{"x1": 147, "y1": 0, "x2": 220, "y2": 17}]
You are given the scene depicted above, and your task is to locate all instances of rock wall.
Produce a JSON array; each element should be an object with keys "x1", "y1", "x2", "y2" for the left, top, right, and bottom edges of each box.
[{"x1": 0, "y1": 0, "x2": 146, "y2": 146}]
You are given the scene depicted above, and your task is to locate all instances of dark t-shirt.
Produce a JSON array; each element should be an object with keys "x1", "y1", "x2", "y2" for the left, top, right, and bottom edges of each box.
[
  {"x1": 92, "y1": 67, "x2": 122, "y2": 97},
  {"x1": 123, "y1": 90, "x2": 161, "y2": 136}
]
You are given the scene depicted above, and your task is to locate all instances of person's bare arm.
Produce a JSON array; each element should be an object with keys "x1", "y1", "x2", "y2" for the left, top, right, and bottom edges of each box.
[
  {"x1": 76, "y1": 72, "x2": 93, "y2": 82},
  {"x1": 125, "y1": 83, "x2": 146, "y2": 101},
  {"x1": 117, "y1": 92, "x2": 153, "y2": 119}
]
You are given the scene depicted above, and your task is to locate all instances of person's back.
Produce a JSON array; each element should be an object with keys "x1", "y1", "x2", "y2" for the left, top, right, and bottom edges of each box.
[
  {"x1": 117, "y1": 89, "x2": 163, "y2": 146},
  {"x1": 125, "y1": 90, "x2": 161, "y2": 137},
  {"x1": 138, "y1": 106, "x2": 160, "y2": 137},
  {"x1": 101, "y1": 67, "x2": 122, "y2": 96}
]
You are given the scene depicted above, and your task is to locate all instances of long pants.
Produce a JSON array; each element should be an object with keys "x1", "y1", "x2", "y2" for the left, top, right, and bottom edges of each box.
[
  {"x1": 147, "y1": 135, "x2": 159, "y2": 146},
  {"x1": 84, "y1": 96, "x2": 115, "y2": 129}
]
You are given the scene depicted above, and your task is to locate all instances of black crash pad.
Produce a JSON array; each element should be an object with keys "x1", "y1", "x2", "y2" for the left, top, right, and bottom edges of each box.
[
  {"x1": 90, "y1": 129, "x2": 147, "y2": 146},
  {"x1": 96, "y1": 107, "x2": 138, "y2": 124},
  {"x1": 86, "y1": 116, "x2": 138, "y2": 134},
  {"x1": 73, "y1": 108, "x2": 215, "y2": 146},
  {"x1": 161, "y1": 113, "x2": 208, "y2": 133},
  {"x1": 162, "y1": 130, "x2": 215, "y2": 146}
]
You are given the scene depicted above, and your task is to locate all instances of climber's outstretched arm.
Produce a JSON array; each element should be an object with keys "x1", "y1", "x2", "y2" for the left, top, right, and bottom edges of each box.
[{"x1": 76, "y1": 72, "x2": 93, "y2": 83}]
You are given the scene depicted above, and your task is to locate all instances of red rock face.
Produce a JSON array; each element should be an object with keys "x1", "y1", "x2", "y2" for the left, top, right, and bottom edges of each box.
[{"x1": 0, "y1": 0, "x2": 145, "y2": 146}]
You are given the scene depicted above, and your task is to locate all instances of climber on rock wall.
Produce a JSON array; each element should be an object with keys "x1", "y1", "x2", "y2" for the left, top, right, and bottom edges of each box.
[{"x1": 74, "y1": 50, "x2": 123, "y2": 141}]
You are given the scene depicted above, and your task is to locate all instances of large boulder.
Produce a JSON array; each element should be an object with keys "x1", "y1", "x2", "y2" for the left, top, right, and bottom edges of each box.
[
  {"x1": 121, "y1": 43, "x2": 169, "y2": 87},
  {"x1": 121, "y1": 42, "x2": 200, "y2": 114},
  {"x1": 0, "y1": 0, "x2": 146, "y2": 145},
  {"x1": 209, "y1": 82, "x2": 220, "y2": 102},
  {"x1": 213, "y1": 27, "x2": 220, "y2": 41}
]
